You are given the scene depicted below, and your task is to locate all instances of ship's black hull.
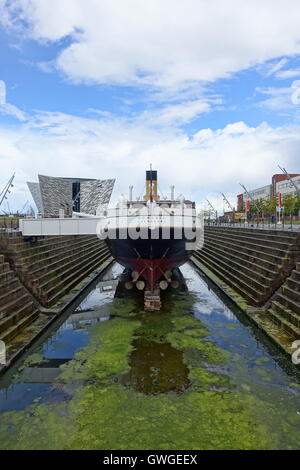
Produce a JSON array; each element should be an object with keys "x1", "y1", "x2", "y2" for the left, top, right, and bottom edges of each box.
[{"x1": 104, "y1": 228, "x2": 193, "y2": 290}]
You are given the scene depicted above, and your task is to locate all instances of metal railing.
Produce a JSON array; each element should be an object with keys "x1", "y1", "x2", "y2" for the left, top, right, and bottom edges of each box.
[{"x1": 204, "y1": 217, "x2": 300, "y2": 231}]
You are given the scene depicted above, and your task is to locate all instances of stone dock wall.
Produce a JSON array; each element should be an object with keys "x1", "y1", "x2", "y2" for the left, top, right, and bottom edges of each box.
[
  {"x1": 191, "y1": 226, "x2": 300, "y2": 357},
  {"x1": 0, "y1": 253, "x2": 39, "y2": 344},
  {"x1": 0, "y1": 233, "x2": 112, "y2": 370}
]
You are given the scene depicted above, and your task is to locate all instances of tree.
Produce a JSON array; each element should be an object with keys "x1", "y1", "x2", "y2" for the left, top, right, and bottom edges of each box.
[
  {"x1": 261, "y1": 198, "x2": 276, "y2": 217},
  {"x1": 294, "y1": 195, "x2": 300, "y2": 212},
  {"x1": 282, "y1": 194, "x2": 296, "y2": 216}
]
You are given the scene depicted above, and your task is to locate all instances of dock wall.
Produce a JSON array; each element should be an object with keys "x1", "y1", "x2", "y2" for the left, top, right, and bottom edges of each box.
[
  {"x1": 191, "y1": 226, "x2": 300, "y2": 356},
  {"x1": 0, "y1": 232, "x2": 112, "y2": 370},
  {"x1": 0, "y1": 253, "x2": 39, "y2": 344}
]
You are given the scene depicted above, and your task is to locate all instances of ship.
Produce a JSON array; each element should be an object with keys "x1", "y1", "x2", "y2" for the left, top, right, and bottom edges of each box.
[{"x1": 98, "y1": 168, "x2": 201, "y2": 310}]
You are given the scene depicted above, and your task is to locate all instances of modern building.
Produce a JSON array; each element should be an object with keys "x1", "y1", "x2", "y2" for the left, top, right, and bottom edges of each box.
[
  {"x1": 237, "y1": 184, "x2": 272, "y2": 211},
  {"x1": 237, "y1": 173, "x2": 300, "y2": 210},
  {"x1": 27, "y1": 182, "x2": 43, "y2": 214},
  {"x1": 272, "y1": 173, "x2": 300, "y2": 198},
  {"x1": 275, "y1": 174, "x2": 300, "y2": 197},
  {"x1": 27, "y1": 175, "x2": 115, "y2": 217}
]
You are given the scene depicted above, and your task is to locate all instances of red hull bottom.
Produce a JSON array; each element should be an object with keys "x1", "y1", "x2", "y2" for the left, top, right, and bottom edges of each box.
[{"x1": 117, "y1": 256, "x2": 188, "y2": 291}]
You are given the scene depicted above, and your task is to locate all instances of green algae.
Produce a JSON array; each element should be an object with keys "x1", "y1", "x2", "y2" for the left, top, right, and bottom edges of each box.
[
  {"x1": 12, "y1": 352, "x2": 46, "y2": 379},
  {"x1": 58, "y1": 316, "x2": 140, "y2": 384},
  {"x1": 169, "y1": 314, "x2": 207, "y2": 333},
  {"x1": 110, "y1": 298, "x2": 139, "y2": 318},
  {"x1": 167, "y1": 330, "x2": 227, "y2": 365},
  {"x1": 0, "y1": 294, "x2": 281, "y2": 450},
  {"x1": 0, "y1": 403, "x2": 75, "y2": 450},
  {"x1": 65, "y1": 385, "x2": 268, "y2": 450},
  {"x1": 189, "y1": 367, "x2": 233, "y2": 392}
]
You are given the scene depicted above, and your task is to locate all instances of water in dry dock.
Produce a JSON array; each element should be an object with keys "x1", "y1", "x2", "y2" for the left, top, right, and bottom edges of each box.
[{"x1": 0, "y1": 263, "x2": 300, "y2": 450}]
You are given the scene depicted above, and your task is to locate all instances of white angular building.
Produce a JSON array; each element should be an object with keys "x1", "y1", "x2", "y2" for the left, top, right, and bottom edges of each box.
[{"x1": 27, "y1": 175, "x2": 115, "y2": 217}]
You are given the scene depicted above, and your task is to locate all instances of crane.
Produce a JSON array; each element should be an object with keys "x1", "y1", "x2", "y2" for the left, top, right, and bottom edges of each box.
[{"x1": 0, "y1": 173, "x2": 15, "y2": 209}]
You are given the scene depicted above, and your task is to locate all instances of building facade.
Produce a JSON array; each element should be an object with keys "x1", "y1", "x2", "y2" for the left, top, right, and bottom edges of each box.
[
  {"x1": 275, "y1": 174, "x2": 300, "y2": 197},
  {"x1": 27, "y1": 182, "x2": 43, "y2": 215},
  {"x1": 27, "y1": 175, "x2": 115, "y2": 217},
  {"x1": 237, "y1": 173, "x2": 300, "y2": 210},
  {"x1": 237, "y1": 184, "x2": 272, "y2": 211},
  {"x1": 272, "y1": 173, "x2": 300, "y2": 198}
]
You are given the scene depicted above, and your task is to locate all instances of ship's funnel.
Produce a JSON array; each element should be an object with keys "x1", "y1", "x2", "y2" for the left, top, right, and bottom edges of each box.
[{"x1": 145, "y1": 169, "x2": 158, "y2": 201}]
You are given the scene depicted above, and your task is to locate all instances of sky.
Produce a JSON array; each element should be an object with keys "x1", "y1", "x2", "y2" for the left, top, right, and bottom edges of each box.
[{"x1": 1, "y1": 0, "x2": 300, "y2": 213}]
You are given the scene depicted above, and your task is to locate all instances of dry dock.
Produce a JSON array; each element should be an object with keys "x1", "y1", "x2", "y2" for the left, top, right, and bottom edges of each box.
[
  {"x1": 191, "y1": 225, "x2": 300, "y2": 356},
  {"x1": 1, "y1": 225, "x2": 300, "y2": 371}
]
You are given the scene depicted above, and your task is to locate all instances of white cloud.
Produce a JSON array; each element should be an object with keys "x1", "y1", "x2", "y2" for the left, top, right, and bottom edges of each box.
[
  {"x1": 276, "y1": 68, "x2": 300, "y2": 79},
  {"x1": 0, "y1": 80, "x2": 27, "y2": 121},
  {"x1": 255, "y1": 86, "x2": 296, "y2": 111},
  {"x1": 266, "y1": 58, "x2": 289, "y2": 77},
  {"x1": 139, "y1": 99, "x2": 213, "y2": 126},
  {"x1": 256, "y1": 58, "x2": 289, "y2": 78},
  {"x1": 4, "y1": 0, "x2": 300, "y2": 89},
  {"x1": 1, "y1": 110, "x2": 300, "y2": 211},
  {"x1": 0, "y1": 80, "x2": 6, "y2": 105}
]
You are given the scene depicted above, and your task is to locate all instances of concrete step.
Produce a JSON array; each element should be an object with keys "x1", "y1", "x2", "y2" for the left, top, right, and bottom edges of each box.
[
  {"x1": 0, "y1": 261, "x2": 10, "y2": 273},
  {"x1": 271, "y1": 300, "x2": 300, "y2": 330},
  {"x1": 20, "y1": 241, "x2": 101, "y2": 269},
  {"x1": 192, "y1": 253, "x2": 262, "y2": 306},
  {"x1": 193, "y1": 251, "x2": 263, "y2": 305},
  {"x1": 268, "y1": 307, "x2": 300, "y2": 339},
  {"x1": 5, "y1": 234, "x2": 79, "y2": 248},
  {"x1": 286, "y1": 276, "x2": 300, "y2": 291},
  {"x1": 275, "y1": 292, "x2": 300, "y2": 315},
  {"x1": 26, "y1": 238, "x2": 105, "y2": 275},
  {"x1": 0, "y1": 292, "x2": 34, "y2": 317},
  {"x1": 204, "y1": 232, "x2": 285, "y2": 265},
  {"x1": 203, "y1": 238, "x2": 279, "y2": 279},
  {"x1": 291, "y1": 270, "x2": 300, "y2": 282},
  {"x1": 205, "y1": 227, "x2": 298, "y2": 242},
  {"x1": 282, "y1": 285, "x2": 300, "y2": 303},
  {"x1": 33, "y1": 244, "x2": 108, "y2": 293},
  {"x1": 202, "y1": 245, "x2": 274, "y2": 288},
  {"x1": 196, "y1": 248, "x2": 270, "y2": 293},
  {"x1": 0, "y1": 300, "x2": 36, "y2": 334},
  {"x1": 7, "y1": 234, "x2": 89, "y2": 258},
  {"x1": 39, "y1": 248, "x2": 110, "y2": 298},
  {"x1": 204, "y1": 237, "x2": 281, "y2": 272},
  {"x1": 0, "y1": 309, "x2": 39, "y2": 343},
  {"x1": 0, "y1": 285, "x2": 25, "y2": 305},
  {"x1": 204, "y1": 231, "x2": 288, "y2": 258},
  {"x1": 205, "y1": 228, "x2": 294, "y2": 250},
  {"x1": 15, "y1": 236, "x2": 98, "y2": 264},
  {"x1": 46, "y1": 252, "x2": 111, "y2": 306},
  {"x1": 0, "y1": 270, "x2": 15, "y2": 283},
  {"x1": 19, "y1": 241, "x2": 103, "y2": 283},
  {"x1": 0, "y1": 278, "x2": 20, "y2": 295}
]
